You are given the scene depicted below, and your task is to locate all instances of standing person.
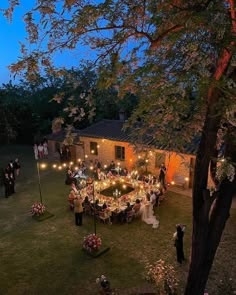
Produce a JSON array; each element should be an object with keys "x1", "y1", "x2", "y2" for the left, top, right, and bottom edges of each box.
[
  {"x1": 174, "y1": 224, "x2": 186, "y2": 264},
  {"x1": 8, "y1": 160, "x2": 15, "y2": 179},
  {"x1": 4, "y1": 173, "x2": 11, "y2": 198},
  {"x1": 13, "y1": 158, "x2": 21, "y2": 177},
  {"x1": 38, "y1": 143, "x2": 44, "y2": 159},
  {"x1": 9, "y1": 173, "x2": 15, "y2": 194},
  {"x1": 74, "y1": 196, "x2": 83, "y2": 226},
  {"x1": 159, "y1": 163, "x2": 167, "y2": 190},
  {"x1": 34, "y1": 144, "x2": 39, "y2": 160},
  {"x1": 43, "y1": 141, "x2": 48, "y2": 158}
]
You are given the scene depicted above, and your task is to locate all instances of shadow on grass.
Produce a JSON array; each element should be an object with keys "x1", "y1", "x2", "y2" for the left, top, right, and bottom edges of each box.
[{"x1": 32, "y1": 210, "x2": 54, "y2": 222}]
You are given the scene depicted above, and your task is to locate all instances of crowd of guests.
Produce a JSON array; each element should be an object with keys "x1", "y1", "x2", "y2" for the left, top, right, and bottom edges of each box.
[
  {"x1": 33, "y1": 139, "x2": 48, "y2": 160},
  {"x1": 3, "y1": 159, "x2": 21, "y2": 198}
]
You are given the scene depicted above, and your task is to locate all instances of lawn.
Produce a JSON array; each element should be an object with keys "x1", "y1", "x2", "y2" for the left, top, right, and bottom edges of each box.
[{"x1": 0, "y1": 145, "x2": 235, "y2": 295}]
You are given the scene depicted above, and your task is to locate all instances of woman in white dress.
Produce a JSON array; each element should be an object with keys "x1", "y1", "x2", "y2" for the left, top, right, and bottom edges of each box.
[{"x1": 140, "y1": 193, "x2": 159, "y2": 229}]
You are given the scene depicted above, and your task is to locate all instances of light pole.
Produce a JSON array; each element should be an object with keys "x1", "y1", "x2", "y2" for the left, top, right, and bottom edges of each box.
[
  {"x1": 37, "y1": 161, "x2": 43, "y2": 203},
  {"x1": 87, "y1": 177, "x2": 97, "y2": 235}
]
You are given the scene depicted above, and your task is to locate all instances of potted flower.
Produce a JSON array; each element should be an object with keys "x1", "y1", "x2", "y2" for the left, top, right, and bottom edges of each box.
[
  {"x1": 31, "y1": 202, "x2": 46, "y2": 216},
  {"x1": 83, "y1": 234, "x2": 102, "y2": 253}
]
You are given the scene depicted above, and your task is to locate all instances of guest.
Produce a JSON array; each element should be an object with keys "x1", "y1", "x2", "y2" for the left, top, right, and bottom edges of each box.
[
  {"x1": 38, "y1": 143, "x2": 44, "y2": 159},
  {"x1": 109, "y1": 160, "x2": 115, "y2": 172},
  {"x1": 74, "y1": 196, "x2": 84, "y2": 226},
  {"x1": 150, "y1": 190, "x2": 156, "y2": 206},
  {"x1": 13, "y1": 158, "x2": 21, "y2": 177},
  {"x1": 68, "y1": 188, "x2": 77, "y2": 210},
  {"x1": 94, "y1": 199, "x2": 101, "y2": 211},
  {"x1": 174, "y1": 224, "x2": 186, "y2": 264},
  {"x1": 83, "y1": 196, "x2": 90, "y2": 206},
  {"x1": 8, "y1": 160, "x2": 15, "y2": 179},
  {"x1": 33, "y1": 144, "x2": 39, "y2": 160},
  {"x1": 43, "y1": 142, "x2": 48, "y2": 158},
  {"x1": 159, "y1": 163, "x2": 167, "y2": 190},
  {"x1": 102, "y1": 202, "x2": 108, "y2": 210},
  {"x1": 4, "y1": 173, "x2": 12, "y2": 198},
  {"x1": 65, "y1": 147, "x2": 71, "y2": 161},
  {"x1": 133, "y1": 199, "x2": 141, "y2": 214},
  {"x1": 9, "y1": 173, "x2": 15, "y2": 194}
]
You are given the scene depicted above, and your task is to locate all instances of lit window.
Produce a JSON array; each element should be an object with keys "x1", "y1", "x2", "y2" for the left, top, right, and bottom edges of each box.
[{"x1": 115, "y1": 146, "x2": 125, "y2": 160}]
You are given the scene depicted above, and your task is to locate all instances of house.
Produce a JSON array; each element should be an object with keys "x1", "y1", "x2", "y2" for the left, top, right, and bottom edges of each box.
[{"x1": 47, "y1": 119, "x2": 197, "y2": 188}]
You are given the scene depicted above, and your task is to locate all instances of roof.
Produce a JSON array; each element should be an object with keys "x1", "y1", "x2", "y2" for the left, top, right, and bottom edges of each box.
[
  {"x1": 47, "y1": 119, "x2": 199, "y2": 155},
  {"x1": 47, "y1": 129, "x2": 80, "y2": 144},
  {"x1": 79, "y1": 119, "x2": 130, "y2": 142}
]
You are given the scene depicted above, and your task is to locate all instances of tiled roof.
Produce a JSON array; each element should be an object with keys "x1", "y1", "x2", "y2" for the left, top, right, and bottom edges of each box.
[
  {"x1": 46, "y1": 120, "x2": 199, "y2": 155},
  {"x1": 79, "y1": 120, "x2": 130, "y2": 142}
]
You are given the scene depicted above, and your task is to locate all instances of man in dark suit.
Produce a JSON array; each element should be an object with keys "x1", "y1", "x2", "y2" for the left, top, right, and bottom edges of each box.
[{"x1": 4, "y1": 173, "x2": 12, "y2": 198}]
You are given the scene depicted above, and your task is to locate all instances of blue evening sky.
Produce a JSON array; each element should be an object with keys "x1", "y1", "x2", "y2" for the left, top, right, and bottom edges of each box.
[{"x1": 0, "y1": 0, "x2": 98, "y2": 85}]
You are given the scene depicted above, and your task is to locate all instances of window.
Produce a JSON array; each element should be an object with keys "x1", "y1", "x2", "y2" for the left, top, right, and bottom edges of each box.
[
  {"x1": 115, "y1": 146, "x2": 125, "y2": 160},
  {"x1": 90, "y1": 142, "x2": 98, "y2": 155},
  {"x1": 155, "y1": 152, "x2": 165, "y2": 168}
]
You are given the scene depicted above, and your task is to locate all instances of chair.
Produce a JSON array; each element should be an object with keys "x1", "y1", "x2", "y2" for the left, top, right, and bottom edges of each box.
[
  {"x1": 126, "y1": 210, "x2": 135, "y2": 223},
  {"x1": 98, "y1": 210, "x2": 111, "y2": 224},
  {"x1": 84, "y1": 204, "x2": 92, "y2": 215}
]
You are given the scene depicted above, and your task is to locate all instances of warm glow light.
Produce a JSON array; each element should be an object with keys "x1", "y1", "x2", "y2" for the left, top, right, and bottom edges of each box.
[
  {"x1": 58, "y1": 166, "x2": 62, "y2": 170},
  {"x1": 40, "y1": 163, "x2": 47, "y2": 169},
  {"x1": 171, "y1": 181, "x2": 175, "y2": 185},
  {"x1": 52, "y1": 164, "x2": 57, "y2": 168},
  {"x1": 103, "y1": 182, "x2": 107, "y2": 186},
  {"x1": 94, "y1": 181, "x2": 98, "y2": 185},
  {"x1": 77, "y1": 158, "x2": 81, "y2": 162},
  {"x1": 221, "y1": 158, "x2": 225, "y2": 162},
  {"x1": 157, "y1": 183, "x2": 160, "y2": 188},
  {"x1": 129, "y1": 159, "x2": 133, "y2": 162},
  {"x1": 74, "y1": 166, "x2": 78, "y2": 170},
  {"x1": 97, "y1": 145, "x2": 100, "y2": 148},
  {"x1": 102, "y1": 139, "x2": 105, "y2": 142},
  {"x1": 104, "y1": 164, "x2": 107, "y2": 168},
  {"x1": 145, "y1": 159, "x2": 149, "y2": 163},
  {"x1": 185, "y1": 177, "x2": 189, "y2": 181},
  {"x1": 85, "y1": 155, "x2": 88, "y2": 158},
  {"x1": 90, "y1": 166, "x2": 94, "y2": 170},
  {"x1": 70, "y1": 161, "x2": 74, "y2": 165},
  {"x1": 123, "y1": 185, "x2": 126, "y2": 189},
  {"x1": 140, "y1": 185, "x2": 144, "y2": 189},
  {"x1": 138, "y1": 155, "x2": 141, "y2": 159},
  {"x1": 117, "y1": 162, "x2": 120, "y2": 166},
  {"x1": 63, "y1": 163, "x2": 67, "y2": 167},
  {"x1": 91, "y1": 150, "x2": 94, "y2": 154},
  {"x1": 121, "y1": 179, "x2": 124, "y2": 182},
  {"x1": 112, "y1": 181, "x2": 116, "y2": 185}
]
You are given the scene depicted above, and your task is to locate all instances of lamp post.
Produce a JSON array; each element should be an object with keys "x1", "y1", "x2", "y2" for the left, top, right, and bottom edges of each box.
[
  {"x1": 36, "y1": 161, "x2": 43, "y2": 203},
  {"x1": 87, "y1": 177, "x2": 97, "y2": 235}
]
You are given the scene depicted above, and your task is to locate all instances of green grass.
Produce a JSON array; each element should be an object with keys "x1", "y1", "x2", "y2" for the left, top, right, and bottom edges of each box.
[{"x1": 0, "y1": 145, "x2": 235, "y2": 295}]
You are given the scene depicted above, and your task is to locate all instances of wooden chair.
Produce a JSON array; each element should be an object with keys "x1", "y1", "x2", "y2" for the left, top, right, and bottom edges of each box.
[{"x1": 126, "y1": 210, "x2": 135, "y2": 223}]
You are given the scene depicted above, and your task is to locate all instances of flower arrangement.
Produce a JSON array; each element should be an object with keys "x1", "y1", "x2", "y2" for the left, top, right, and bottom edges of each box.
[
  {"x1": 145, "y1": 259, "x2": 179, "y2": 295},
  {"x1": 31, "y1": 202, "x2": 46, "y2": 216},
  {"x1": 83, "y1": 234, "x2": 102, "y2": 253}
]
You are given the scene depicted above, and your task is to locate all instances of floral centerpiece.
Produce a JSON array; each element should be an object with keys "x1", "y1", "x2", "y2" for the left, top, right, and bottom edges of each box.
[
  {"x1": 31, "y1": 202, "x2": 46, "y2": 216},
  {"x1": 83, "y1": 234, "x2": 102, "y2": 253},
  {"x1": 145, "y1": 259, "x2": 179, "y2": 295}
]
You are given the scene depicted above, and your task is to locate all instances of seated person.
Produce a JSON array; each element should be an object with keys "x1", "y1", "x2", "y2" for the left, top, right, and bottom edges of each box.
[
  {"x1": 133, "y1": 199, "x2": 141, "y2": 214},
  {"x1": 83, "y1": 196, "x2": 90, "y2": 206},
  {"x1": 93, "y1": 199, "x2": 102, "y2": 211},
  {"x1": 65, "y1": 169, "x2": 77, "y2": 185},
  {"x1": 102, "y1": 202, "x2": 108, "y2": 210}
]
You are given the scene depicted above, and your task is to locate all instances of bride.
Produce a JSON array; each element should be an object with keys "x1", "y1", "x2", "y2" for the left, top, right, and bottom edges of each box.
[{"x1": 140, "y1": 193, "x2": 159, "y2": 229}]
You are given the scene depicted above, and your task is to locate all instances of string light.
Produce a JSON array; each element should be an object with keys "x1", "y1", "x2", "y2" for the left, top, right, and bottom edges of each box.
[
  {"x1": 52, "y1": 164, "x2": 57, "y2": 168},
  {"x1": 40, "y1": 163, "x2": 47, "y2": 169},
  {"x1": 185, "y1": 177, "x2": 189, "y2": 181},
  {"x1": 85, "y1": 155, "x2": 88, "y2": 158},
  {"x1": 171, "y1": 181, "x2": 175, "y2": 185}
]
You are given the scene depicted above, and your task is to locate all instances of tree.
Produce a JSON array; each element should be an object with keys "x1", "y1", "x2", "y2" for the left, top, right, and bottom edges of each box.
[{"x1": 2, "y1": 0, "x2": 236, "y2": 294}]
